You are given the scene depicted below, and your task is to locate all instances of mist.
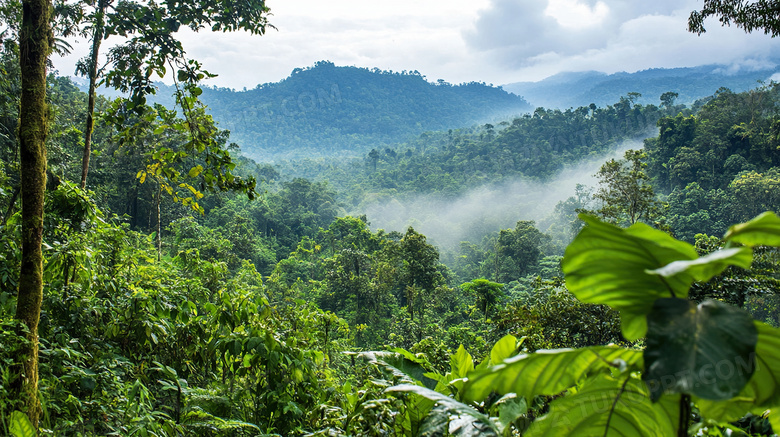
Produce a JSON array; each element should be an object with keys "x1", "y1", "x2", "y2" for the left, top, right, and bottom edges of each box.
[{"x1": 357, "y1": 138, "x2": 647, "y2": 250}]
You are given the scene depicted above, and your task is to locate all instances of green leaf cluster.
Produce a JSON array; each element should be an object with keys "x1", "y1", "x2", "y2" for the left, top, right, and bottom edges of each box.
[{"x1": 382, "y1": 212, "x2": 780, "y2": 436}]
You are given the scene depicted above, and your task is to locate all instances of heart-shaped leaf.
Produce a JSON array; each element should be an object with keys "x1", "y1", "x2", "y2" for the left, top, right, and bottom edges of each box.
[
  {"x1": 643, "y1": 298, "x2": 758, "y2": 401},
  {"x1": 563, "y1": 215, "x2": 698, "y2": 339}
]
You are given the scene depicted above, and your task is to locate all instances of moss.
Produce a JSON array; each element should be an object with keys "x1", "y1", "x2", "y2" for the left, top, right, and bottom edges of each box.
[{"x1": 12, "y1": 0, "x2": 52, "y2": 428}]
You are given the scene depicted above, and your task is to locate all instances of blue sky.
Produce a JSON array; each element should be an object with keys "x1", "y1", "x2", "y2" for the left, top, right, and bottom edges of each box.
[{"x1": 52, "y1": 0, "x2": 780, "y2": 89}]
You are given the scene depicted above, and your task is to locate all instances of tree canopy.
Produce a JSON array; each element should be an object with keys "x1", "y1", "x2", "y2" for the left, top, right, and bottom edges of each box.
[{"x1": 689, "y1": 0, "x2": 780, "y2": 36}]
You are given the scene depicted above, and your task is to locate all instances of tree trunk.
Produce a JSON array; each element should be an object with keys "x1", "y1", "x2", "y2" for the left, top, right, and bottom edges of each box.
[
  {"x1": 80, "y1": 0, "x2": 106, "y2": 189},
  {"x1": 15, "y1": 0, "x2": 51, "y2": 427},
  {"x1": 156, "y1": 183, "x2": 162, "y2": 261}
]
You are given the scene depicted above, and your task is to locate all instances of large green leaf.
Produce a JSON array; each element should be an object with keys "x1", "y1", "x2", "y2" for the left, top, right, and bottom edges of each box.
[
  {"x1": 526, "y1": 374, "x2": 680, "y2": 437},
  {"x1": 443, "y1": 345, "x2": 476, "y2": 397},
  {"x1": 401, "y1": 393, "x2": 437, "y2": 436},
  {"x1": 418, "y1": 405, "x2": 451, "y2": 437},
  {"x1": 745, "y1": 321, "x2": 780, "y2": 407},
  {"x1": 9, "y1": 411, "x2": 36, "y2": 437},
  {"x1": 724, "y1": 212, "x2": 780, "y2": 247},
  {"x1": 494, "y1": 394, "x2": 528, "y2": 434},
  {"x1": 696, "y1": 321, "x2": 780, "y2": 423},
  {"x1": 489, "y1": 334, "x2": 519, "y2": 367},
  {"x1": 643, "y1": 299, "x2": 758, "y2": 401},
  {"x1": 451, "y1": 345, "x2": 475, "y2": 378},
  {"x1": 388, "y1": 384, "x2": 500, "y2": 436},
  {"x1": 563, "y1": 215, "x2": 698, "y2": 339},
  {"x1": 646, "y1": 247, "x2": 752, "y2": 282},
  {"x1": 447, "y1": 416, "x2": 497, "y2": 436},
  {"x1": 462, "y1": 346, "x2": 642, "y2": 404}
]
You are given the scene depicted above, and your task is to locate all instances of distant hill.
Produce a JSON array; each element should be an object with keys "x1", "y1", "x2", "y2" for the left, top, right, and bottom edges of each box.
[
  {"x1": 504, "y1": 64, "x2": 779, "y2": 109},
  {"x1": 89, "y1": 61, "x2": 528, "y2": 161}
]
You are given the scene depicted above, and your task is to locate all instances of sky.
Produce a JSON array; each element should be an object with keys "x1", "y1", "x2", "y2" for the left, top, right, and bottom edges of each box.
[{"x1": 51, "y1": 0, "x2": 780, "y2": 89}]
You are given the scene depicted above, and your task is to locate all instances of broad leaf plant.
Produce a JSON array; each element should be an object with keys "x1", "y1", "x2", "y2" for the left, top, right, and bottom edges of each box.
[{"x1": 384, "y1": 212, "x2": 780, "y2": 436}]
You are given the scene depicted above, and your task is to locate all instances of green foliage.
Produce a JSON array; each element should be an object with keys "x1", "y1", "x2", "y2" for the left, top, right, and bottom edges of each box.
[
  {"x1": 462, "y1": 346, "x2": 643, "y2": 404},
  {"x1": 726, "y1": 211, "x2": 780, "y2": 247},
  {"x1": 281, "y1": 96, "x2": 663, "y2": 202},
  {"x1": 644, "y1": 298, "x2": 757, "y2": 401},
  {"x1": 8, "y1": 411, "x2": 35, "y2": 437},
  {"x1": 593, "y1": 149, "x2": 660, "y2": 226},
  {"x1": 563, "y1": 214, "x2": 699, "y2": 339},
  {"x1": 728, "y1": 169, "x2": 780, "y2": 220},
  {"x1": 525, "y1": 373, "x2": 681, "y2": 436},
  {"x1": 104, "y1": 99, "x2": 256, "y2": 215},
  {"x1": 495, "y1": 285, "x2": 625, "y2": 351},
  {"x1": 358, "y1": 350, "x2": 437, "y2": 389},
  {"x1": 354, "y1": 335, "x2": 527, "y2": 436},
  {"x1": 647, "y1": 84, "x2": 780, "y2": 242},
  {"x1": 493, "y1": 221, "x2": 549, "y2": 282},
  {"x1": 382, "y1": 212, "x2": 780, "y2": 436},
  {"x1": 461, "y1": 279, "x2": 504, "y2": 322},
  {"x1": 387, "y1": 384, "x2": 501, "y2": 436},
  {"x1": 689, "y1": 0, "x2": 780, "y2": 36},
  {"x1": 5, "y1": 17, "x2": 780, "y2": 433}
]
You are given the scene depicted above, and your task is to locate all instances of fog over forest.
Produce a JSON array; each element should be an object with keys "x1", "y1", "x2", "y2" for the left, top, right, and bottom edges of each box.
[{"x1": 360, "y1": 138, "x2": 646, "y2": 249}]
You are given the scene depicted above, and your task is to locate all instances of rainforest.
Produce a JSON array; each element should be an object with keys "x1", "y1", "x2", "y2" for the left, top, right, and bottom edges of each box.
[{"x1": 3, "y1": 0, "x2": 780, "y2": 436}]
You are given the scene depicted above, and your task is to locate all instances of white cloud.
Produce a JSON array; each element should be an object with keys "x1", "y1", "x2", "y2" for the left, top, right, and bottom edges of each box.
[
  {"x1": 50, "y1": 0, "x2": 779, "y2": 90},
  {"x1": 545, "y1": 0, "x2": 609, "y2": 29},
  {"x1": 465, "y1": 0, "x2": 779, "y2": 83}
]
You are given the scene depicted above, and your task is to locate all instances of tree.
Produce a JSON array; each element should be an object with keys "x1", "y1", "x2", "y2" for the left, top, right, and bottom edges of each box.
[
  {"x1": 368, "y1": 148, "x2": 379, "y2": 171},
  {"x1": 461, "y1": 278, "x2": 504, "y2": 322},
  {"x1": 660, "y1": 91, "x2": 679, "y2": 109},
  {"x1": 400, "y1": 227, "x2": 443, "y2": 322},
  {"x1": 11, "y1": 0, "x2": 271, "y2": 427},
  {"x1": 547, "y1": 183, "x2": 592, "y2": 248},
  {"x1": 494, "y1": 220, "x2": 548, "y2": 282},
  {"x1": 59, "y1": 0, "x2": 274, "y2": 188},
  {"x1": 13, "y1": 0, "x2": 51, "y2": 426},
  {"x1": 593, "y1": 149, "x2": 660, "y2": 226},
  {"x1": 73, "y1": 0, "x2": 108, "y2": 189},
  {"x1": 689, "y1": 0, "x2": 780, "y2": 37},
  {"x1": 104, "y1": 99, "x2": 257, "y2": 257},
  {"x1": 728, "y1": 168, "x2": 780, "y2": 220}
]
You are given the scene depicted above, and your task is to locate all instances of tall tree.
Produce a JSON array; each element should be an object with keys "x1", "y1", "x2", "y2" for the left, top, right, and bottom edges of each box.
[
  {"x1": 494, "y1": 220, "x2": 548, "y2": 282},
  {"x1": 593, "y1": 149, "x2": 660, "y2": 227},
  {"x1": 62, "y1": 0, "x2": 274, "y2": 188},
  {"x1": 400, "y1": 227, "x2": 443, "y2": 321},
  {"x1": 77, "y1": 0, "x2": 108, "y2": 189},
  {"x1": 14, "y1": 0, "x2": 51, "y2": 426},
  {"x1": 461, "y1": 278, "x2": 504, "y2": 322}
]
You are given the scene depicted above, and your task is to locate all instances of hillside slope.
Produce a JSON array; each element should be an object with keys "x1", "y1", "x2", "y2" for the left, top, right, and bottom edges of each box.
[{"x1": 139, "y1": 61, "x2": 530, "y2": 161}]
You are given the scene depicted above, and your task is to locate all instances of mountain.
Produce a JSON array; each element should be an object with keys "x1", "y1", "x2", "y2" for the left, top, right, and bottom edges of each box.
[
  {"x1": 111, "y1": 61, "x2": 530, "y2": 161},
  {"x1": 504, "y1": 64, "x2": 780, "y2": 109}
]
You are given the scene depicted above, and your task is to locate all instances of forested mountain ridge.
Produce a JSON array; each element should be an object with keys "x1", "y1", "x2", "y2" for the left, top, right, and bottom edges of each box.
[
  {"x1": 280, "y1": 95, "x2": 665, "y2": 198},
  {"x1": 504, "y1": 63, "x2": 779, "y2": 109},
  {"x1": 78, "y1": 61, "x2": 532, "y2": 161}
]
